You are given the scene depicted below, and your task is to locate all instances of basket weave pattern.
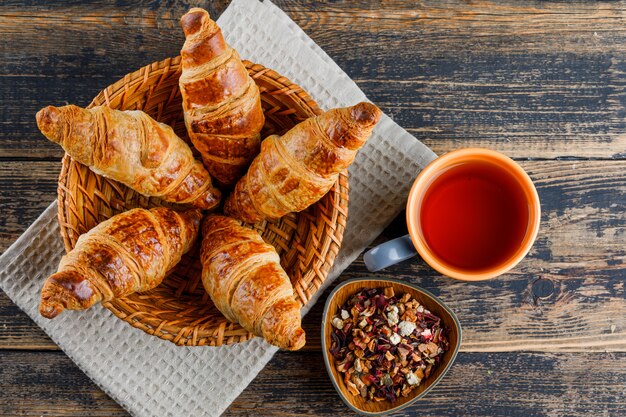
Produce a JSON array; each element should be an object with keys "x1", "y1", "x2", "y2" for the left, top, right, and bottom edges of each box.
[{"x1": 56, "y1": 57, "x2": 349, "y2": 346}]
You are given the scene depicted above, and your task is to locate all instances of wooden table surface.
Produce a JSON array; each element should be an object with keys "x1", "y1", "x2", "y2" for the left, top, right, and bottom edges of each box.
[{"x1": 1, "y1": 1, "x2": 626, "y2": 415}]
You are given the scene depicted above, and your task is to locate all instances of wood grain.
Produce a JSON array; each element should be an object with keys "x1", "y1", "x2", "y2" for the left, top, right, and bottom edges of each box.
[
  {"x1": 0, "y1": 0, "x2": 228, "y2": 160},
  {"x1": 2, "y1": 1, "x2": 626, "y2": 416},
  {"x1": 276, "y1": 0, "x2": 626, "y2": 158},
  {"x1": 0, "y1": 291, "x2": 53, "y2": 350},
  {"x1": 0, "y1": 351, "x2": 128, "y2": 417},
  {"x1": 226, "y1": 350, "x2": 626, "y2": 416},
  {"x1": 0, "y1": 161, "x2": 57, "y2": 252},
  {"x1": 1, "y1": 160, "x2": 625, "y2": 352},
  {"x1": 1, "y1": 350, "x2": 624, "y2": 417},
  {"x1": 2, "y1": 1, "x2": 626, "y2": 158}
]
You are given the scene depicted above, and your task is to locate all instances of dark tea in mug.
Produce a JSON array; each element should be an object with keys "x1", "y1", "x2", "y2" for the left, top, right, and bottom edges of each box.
[{"x1": 418, "y1": 160, "x2": 530, "y2": 272}]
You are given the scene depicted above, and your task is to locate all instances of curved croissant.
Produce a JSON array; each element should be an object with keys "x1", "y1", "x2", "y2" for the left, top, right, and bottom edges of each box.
[
  {"x1": 36, "y1": 105, "x2": 221, "y2": 210},
  {"x1": 40, "y1": 208, "x2": 202, "y2": 319},
  {"x1": 225, "y1": 102, "x2": 382, "y2": 223},
  {"x1": 179, "y1": 7, "x2": 265, "y2": 186},
  {"x1": 200, "y1": 215, "x2": 305, "y2": 350}
]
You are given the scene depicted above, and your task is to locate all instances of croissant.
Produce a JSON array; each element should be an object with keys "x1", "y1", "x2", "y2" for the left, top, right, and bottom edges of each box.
[
  {"x1": 225, "y1": 102, "x2": 382, "y2": 223},
  {"x1": 36, "y1": 105, "x2": 221, "y2": 210},
  {"x1": 179, "y1": 7, "x2": 265, "y2": 186},
  {"x1": 200, "y1": 215, "x2": 305, "y2": 350},
  {"x1": 40, "y1": 207, "x2": 202, "y2": 319}
]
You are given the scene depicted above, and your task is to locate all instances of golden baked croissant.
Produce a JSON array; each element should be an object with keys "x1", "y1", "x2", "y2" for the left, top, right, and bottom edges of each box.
[
  {"x1": 200, "y1": 215, "x2": 305, "y2": 350},
  {"x1": 40, "y1": 207, "x2": 201, "y2": 319},
  {"x1": 36, "y1": 105, "x2": 221, "y2": 210},
  {"x1": 179, "y1": 7, "x2": 265, "y2": 186},
  {"x1": 225, "y1": 102, "x2": 382, "y2": 223}
]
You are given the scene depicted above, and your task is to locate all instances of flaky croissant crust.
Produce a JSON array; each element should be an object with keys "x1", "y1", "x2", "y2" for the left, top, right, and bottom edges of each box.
[
  {"x1": 40, "y1": 208, "x2": 202, "y2": 319},
  {"x1": 200, "y1": 215, "x2": 306, "y2": 350},
  {"x1": 36, "y1": 104, "x2": 221, "y2": 209},
  {"x1": 179, "y1": 7, "x2": 265, "y2": 186},
  {"x1": 225, "y1": 102, "x2": 382, "y2": 223}
]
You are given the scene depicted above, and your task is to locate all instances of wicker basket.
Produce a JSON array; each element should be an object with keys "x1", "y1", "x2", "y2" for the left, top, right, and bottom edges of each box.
[{"x1": 56, "y1": 57, "x2": 349, "y2": 346}]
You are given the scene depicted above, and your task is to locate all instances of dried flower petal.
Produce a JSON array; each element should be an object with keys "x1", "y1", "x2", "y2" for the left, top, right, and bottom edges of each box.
[{"x1": 330, "y1": 288, "x2": 449, "y2": 403}]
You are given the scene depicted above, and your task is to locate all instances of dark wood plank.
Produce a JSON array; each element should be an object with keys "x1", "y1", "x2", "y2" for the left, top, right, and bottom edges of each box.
[
  {"x1": 0, "y1": 0, "x2": 229, "y2": 159},
  {"x1": 224, "y1": 353, "x2": 626, "y2": 417},
  {"x1": 3, "y1": 0, "x2": 626, "y2": 159},
  {"x1": 1, "y1": 349, "x2": 624, "y2": 417},
  {"x1": 226, "y1": 350, "x2": 626, "y2": 416},
  {"x1": 274, "y1": 0, "x2": 626, "y2": 158},
  {"x1": 0, "y1": 351, "x2": 128, "y2": 417},
  {"x1": 0, "y1": 161, "x2": 57, "y2": 253},
  {"x1": 1, "y1": 160, "x2": 625, "y2": 351},
  {"x1": 0, "y1": 291, "x2": 54, "y2": 350},
  {"x1": 2, "y1": 1, "x2": 626, "y2": 415}
]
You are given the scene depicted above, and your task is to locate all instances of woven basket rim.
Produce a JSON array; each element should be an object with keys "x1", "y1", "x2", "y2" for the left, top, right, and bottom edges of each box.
[{"x1": 56, "y1": 56, "x2": 349, "y2": 347}]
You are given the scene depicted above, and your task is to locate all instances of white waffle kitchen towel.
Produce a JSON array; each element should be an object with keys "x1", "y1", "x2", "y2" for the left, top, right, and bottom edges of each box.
[{"x1": 0, "y1": 0, "x2": 436, "y2": 416}]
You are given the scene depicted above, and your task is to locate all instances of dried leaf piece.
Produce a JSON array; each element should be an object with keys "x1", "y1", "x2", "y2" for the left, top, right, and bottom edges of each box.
[{"x1": 330, "y1": 288, "x2": 449, "y2": 403}]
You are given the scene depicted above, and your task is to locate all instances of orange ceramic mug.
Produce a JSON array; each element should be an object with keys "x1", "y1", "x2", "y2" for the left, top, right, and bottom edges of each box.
[{"x1": 364, "y1": 148, "x2": 541, "y2": 281}]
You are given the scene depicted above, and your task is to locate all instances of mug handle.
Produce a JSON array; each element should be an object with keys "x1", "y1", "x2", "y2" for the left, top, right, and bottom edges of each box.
[{"x1": 363, "y1": 234, "x2": 418, "y2": 272}]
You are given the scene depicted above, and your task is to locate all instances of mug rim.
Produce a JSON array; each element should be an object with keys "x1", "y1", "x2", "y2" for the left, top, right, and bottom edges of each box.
[{"x1": 406, "y1": 148, "x2": 541, "y2": 281}]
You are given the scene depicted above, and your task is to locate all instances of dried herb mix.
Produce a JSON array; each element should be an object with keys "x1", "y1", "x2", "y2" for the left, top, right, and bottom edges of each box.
[{"x1": 329, "y1": 287, "x2": 449, "y2": 402}]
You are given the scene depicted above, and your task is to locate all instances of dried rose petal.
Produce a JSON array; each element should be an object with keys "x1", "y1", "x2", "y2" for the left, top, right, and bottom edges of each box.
[{"x1": 330, "y1": 288, "x2": 449, "y2": 404}]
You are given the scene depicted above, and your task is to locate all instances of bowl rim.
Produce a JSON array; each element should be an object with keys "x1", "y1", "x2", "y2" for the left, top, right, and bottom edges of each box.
[{"x1": 321, "y1": 277, "x2": 462, "y2": 416}]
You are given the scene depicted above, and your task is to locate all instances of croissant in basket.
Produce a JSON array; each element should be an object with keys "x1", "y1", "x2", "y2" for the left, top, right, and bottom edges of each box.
[
  {"x1": 200, "y1": 215, "x2": 306, "y2": 350},
  {"x1": 40, "y1": 207, "x2": 202, "y2": 319},
  {"x1": 225, "y1": 102, "x2": 381, "y2": 223},
  {"x1": 179, "y1": 7, "x2": 265, "y2": 186},
  {"x1": 36, "y1": 104, "x2": 221, "y2": 210}
]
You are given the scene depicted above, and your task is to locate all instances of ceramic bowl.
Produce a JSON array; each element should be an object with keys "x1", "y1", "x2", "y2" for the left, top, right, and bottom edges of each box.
[{"x1": 321, "y1": 278, "x2": 461, "y2": 415}]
